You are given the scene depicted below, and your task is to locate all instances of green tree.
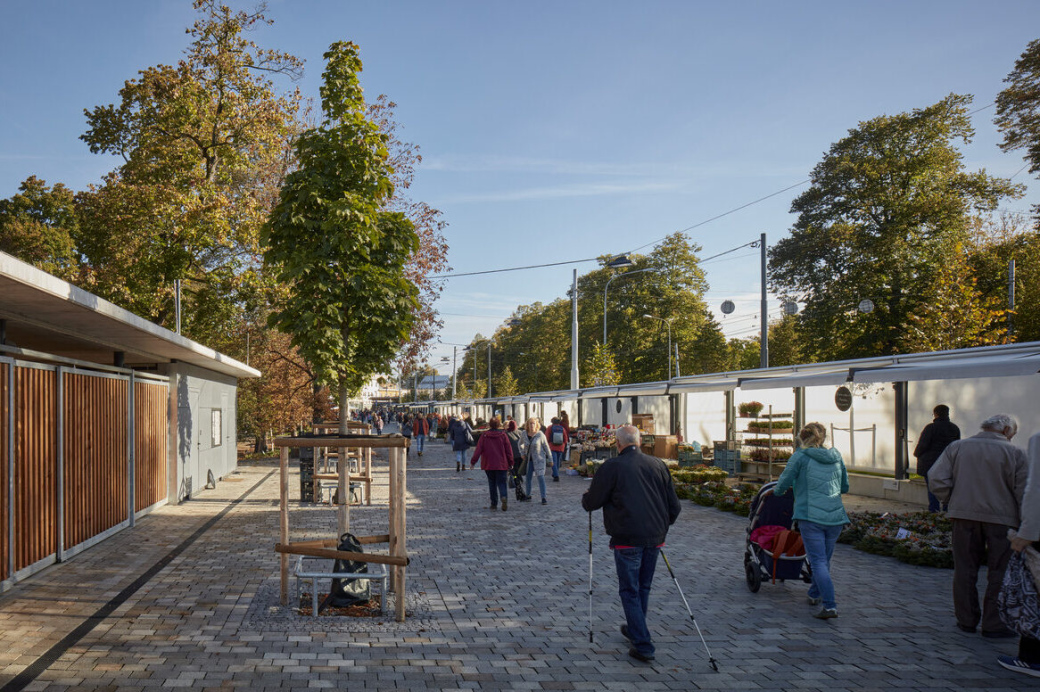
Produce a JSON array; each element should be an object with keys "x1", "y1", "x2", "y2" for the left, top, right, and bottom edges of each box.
[
  {"x1": 78, "y1": 0, "x2": 301, "y2": 340},
  {"x1": 493, "y1": 365, "x2": 519, "y2": 397},
  {"x1": 584, "y1": 343, "x2": 620, "y2": 387},
  {"x1": 769, "y1": 94, "x2": 1022, "y2": 360},
  {"x1": 969, "y1": 214, "x2": 1040, "y2": 342},
  {"x1": 996, "y1": 37, "x2": 1040, "y2": 219},
  {"x1": 263, "y1": 41, "x2": 419, "y2": 428},
  {"x1": 0, "y1": 176, "x2": 79, "y2": 280}
]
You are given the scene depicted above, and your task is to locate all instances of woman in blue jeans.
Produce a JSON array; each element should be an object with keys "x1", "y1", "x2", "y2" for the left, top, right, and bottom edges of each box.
[{"x1": 774, "y1": 422, "x2": 850, "y2": 619}]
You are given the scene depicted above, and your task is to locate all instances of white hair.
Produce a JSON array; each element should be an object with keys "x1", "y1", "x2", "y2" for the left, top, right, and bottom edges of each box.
[
  {"x1": 981, "y1": 413, "x2": 1018, "y2": 434},
  {"x1": 616, "y1": 425, "x2": 641, "y2": 448}
]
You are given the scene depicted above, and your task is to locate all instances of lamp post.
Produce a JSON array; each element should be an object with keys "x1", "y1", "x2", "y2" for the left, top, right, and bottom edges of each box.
[
  {"x1": 642, "y1": 314, "x2": 674, "y2": 379},
  {"x1": 603, "y1": 267, "x2": 657, "y2": 345}
]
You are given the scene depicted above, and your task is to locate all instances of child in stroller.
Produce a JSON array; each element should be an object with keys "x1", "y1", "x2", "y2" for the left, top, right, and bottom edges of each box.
[{"x1": 744, "y1": 481, "x2": 811, "y2": 592}]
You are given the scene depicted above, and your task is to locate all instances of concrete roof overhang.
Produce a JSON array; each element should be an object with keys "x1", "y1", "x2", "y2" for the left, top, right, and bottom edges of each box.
[{"x1": 0, "y1": 252, "x2": 260, "y2": 379}]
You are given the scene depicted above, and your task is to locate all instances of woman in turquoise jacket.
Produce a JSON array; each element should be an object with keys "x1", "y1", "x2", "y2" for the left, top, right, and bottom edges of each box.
[{"x1": 774, "y1": 422, "x2": 850, "y2": 620}]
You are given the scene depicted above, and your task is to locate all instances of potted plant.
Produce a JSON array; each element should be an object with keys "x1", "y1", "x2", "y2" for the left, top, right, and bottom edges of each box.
[{"x1": 738, "y1": 401, "x2": 764, "y2": 418}]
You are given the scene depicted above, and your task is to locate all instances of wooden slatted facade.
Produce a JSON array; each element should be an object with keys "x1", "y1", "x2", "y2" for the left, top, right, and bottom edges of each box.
[
  {"x1": 0, "y1": 362, "x2": 171, "y2": 589},
  {"x1": 1, "y1": 362, "x2": 8, "y2": 583},
  {"x1": 134, "y1": 380, "x2": 168, "y2": 512},
  {"x1": 15, "y1": 366, "x2": 57, "y2": 572},
  {"x1": 62, "y1": 372, "x2": 129, "y2": 551}
]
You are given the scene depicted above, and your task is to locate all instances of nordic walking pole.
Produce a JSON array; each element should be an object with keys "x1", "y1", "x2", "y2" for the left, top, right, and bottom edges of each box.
[
  {"x1": 660, "y1": 549, "x2": 719, "y2": 671},
  {"x1": 588, "y1": 511, "x2": 594, "y2": 644}
]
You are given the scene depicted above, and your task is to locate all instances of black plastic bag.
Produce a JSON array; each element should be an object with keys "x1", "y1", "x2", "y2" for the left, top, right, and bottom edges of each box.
[{"x1": 320, "y1": 532, "x2": 370, "y2": 612}]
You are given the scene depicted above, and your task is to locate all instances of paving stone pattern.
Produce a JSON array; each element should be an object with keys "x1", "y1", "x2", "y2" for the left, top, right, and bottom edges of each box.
[{"x1": 0, "y1": 424, "x2": 1031, "y2": 690}]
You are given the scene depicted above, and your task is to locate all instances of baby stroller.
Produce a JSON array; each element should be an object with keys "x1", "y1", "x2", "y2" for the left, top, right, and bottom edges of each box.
[{"x1": 744, "y1": 481, "x2": 812, "y2": 592}]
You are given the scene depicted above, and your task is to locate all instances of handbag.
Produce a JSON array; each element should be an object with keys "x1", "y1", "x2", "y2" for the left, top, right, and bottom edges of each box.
[
  {"x1": 465, "y1": 427, "x2": 475, "y2": 446},
  {"x1": 999, "y1": 550, "x2": 1040, "y2": 639}
]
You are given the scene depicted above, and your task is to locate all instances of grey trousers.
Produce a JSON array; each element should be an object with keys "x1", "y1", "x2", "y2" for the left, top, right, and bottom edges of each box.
[{"x1": 951, "y1": 519, "x2": 1013, "y2": 633}]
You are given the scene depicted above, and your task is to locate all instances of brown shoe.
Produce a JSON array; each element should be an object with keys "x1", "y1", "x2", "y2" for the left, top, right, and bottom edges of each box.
[{"x1": 501, "y1": 499, "x2": 507, "y2": 512}]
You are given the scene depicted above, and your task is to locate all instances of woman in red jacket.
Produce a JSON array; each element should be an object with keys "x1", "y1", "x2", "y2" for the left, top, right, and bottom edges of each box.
[{"x1": 470, "y1": 417, "x2": 515, "y2": 511}]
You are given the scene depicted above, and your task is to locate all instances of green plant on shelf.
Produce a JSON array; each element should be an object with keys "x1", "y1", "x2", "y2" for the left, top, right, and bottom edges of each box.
[{"x1": 737, "y1": 401, "x2": 764, "y2": 417}]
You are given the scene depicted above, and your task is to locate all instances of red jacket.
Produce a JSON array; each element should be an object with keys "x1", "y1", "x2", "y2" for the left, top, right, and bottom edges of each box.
[
  {"x1": 546, "y1": 422, "x2": 569, "y2": 453},
  {"x1": 470, "y1": 429, "x2": 513, "y2": 471},
  {"x1": 415, "y1": 417, "x2": 430, "y2": 436}
]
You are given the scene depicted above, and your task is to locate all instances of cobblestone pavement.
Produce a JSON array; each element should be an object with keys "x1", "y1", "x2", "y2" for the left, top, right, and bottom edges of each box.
[{"x1": 0, "y1": 424, "x2": 1031, "y2": 690}]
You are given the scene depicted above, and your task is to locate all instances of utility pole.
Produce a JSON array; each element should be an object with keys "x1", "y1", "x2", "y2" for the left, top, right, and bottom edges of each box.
[
  {"x1": 759, "y1": 232, "x2": 768, "y2": 369},
  {"x1": 1009, "y1": 258, "x2": 1016, "y2": 337},
  {"x1": 487, "y1": 342, "x2": 492, "y2": 399},
  {"x1": 571, "y1": 268, "x2": 579, "y2": 390},
  {"x1": 452, "y1": 346, "x2": 458, "y2": 399}
]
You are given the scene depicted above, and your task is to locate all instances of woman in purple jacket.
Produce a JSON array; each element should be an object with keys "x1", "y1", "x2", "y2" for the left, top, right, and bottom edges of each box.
[{"x1": 470, "y1": 417, "x2": 515, "y2": 511}]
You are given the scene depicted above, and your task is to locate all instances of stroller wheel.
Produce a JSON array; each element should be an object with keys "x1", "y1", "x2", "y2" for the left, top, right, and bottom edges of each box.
[{"x1": 745, "y1": 561, "x2": 762, "y2": 593}]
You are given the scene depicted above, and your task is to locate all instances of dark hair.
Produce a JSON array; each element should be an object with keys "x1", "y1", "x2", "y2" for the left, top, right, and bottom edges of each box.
[
  {"x1": 933, "y1": 404, "x2": 950, "y2": 418},
  {"x1": 489, "y1": 417, "x2": 501, "y2": 429},
  {"x1": 507, "y1": 420, "x2": 517, "y2": 432},
  {"x1": 551, "y1": 417, "x2": 560, "y2": 425}
]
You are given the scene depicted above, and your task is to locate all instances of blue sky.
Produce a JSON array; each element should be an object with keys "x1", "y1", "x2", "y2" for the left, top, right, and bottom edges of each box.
[{"x1": 2, "y1": 1, "x2": 1039, "y2": 378}]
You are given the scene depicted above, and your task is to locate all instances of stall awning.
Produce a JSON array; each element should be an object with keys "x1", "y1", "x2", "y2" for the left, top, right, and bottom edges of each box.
[
  {"x1": 852, "y1": 352, "x2": 1040, "y2": 384},
  {"x1": 668, "y1": 377, "x2": 739, "y2": 393},
  {"x1": 581, "y1": 386, "x2": 620, "y2": 398},
  {"x1": 615, "y1": 382, "x2": 670, "y2": 397},
  {"x1": 739, "y1": 367, "x2": 853, "y2": 391}
]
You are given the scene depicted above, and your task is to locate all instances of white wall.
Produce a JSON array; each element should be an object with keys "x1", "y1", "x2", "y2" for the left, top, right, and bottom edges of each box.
[
  {"x1": 635, "y1": 395, "x2": 671, "y2": 434},
  {"x1": 607, "y1": 397, "x2": 633, "y2": 427},
  {"x1": 581, "y1": 398, "x2": 604, "y2": 427},
  {"x1": 803, "y1": 383, "x2": 895, "y2": 472},
  {"x1": 910, "y1": 375, "x2": 1040, "y2": 449},
  {"x1": 683, "y1": 391, "x2": 728, "y2": 449}
]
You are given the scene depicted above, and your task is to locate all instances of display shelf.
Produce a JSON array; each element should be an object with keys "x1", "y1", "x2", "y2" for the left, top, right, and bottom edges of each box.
[{"x1": 736, "y1": 405, "x2": 793, "y2": 481}]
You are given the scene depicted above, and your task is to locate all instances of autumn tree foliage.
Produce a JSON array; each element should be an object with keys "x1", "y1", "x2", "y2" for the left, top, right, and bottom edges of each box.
[
  {"x1": 0, "y1": 176, "x2": 80, "y2": 281},
  {"x1": 77, "y1": 0, "x2": 302, "y2": 340},
  {"x1": 770, "y1": 94, "x2": 1021, "y2": 360}
]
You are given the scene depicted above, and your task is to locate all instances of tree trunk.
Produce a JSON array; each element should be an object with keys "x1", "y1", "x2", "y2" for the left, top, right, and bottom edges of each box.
[{"x1": 339, "y1": 381, "x2": 349, "y2": 435}]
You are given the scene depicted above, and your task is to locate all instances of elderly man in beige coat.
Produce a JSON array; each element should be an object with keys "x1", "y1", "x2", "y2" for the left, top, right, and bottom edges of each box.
[{"x1": 929, "y1": 413, "x2": 1029, "y2": 638}]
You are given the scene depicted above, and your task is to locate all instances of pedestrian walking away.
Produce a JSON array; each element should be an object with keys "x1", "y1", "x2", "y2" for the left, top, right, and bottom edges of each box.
[
  {"x1": 1000, "y1": 429, "x2": 1040, "y2": 677},
  {"x1": 581, "y1": 424, "x2": 681, "y2": 663},
  {"x1": 547, "y1": 417, "x2": 569, "y2": 481},
  {"x1": 773, "y1": 422, "x2": 850, "y2": 619},
  {"x1": 414, "y1": 414, "x2": 429, "y2": 457},
  {"x1": 929, "y1": 413, "x2": 1028, "y2": 637},
  {"x1": 449, "y1": 414, "x2": 474, "y2": 472},
  {"x1": 914, "y1": 404, "x2": 961, "y2": 513},
  {"x1": 470, "y1": 417, "x2": 513, "y2": 511}
]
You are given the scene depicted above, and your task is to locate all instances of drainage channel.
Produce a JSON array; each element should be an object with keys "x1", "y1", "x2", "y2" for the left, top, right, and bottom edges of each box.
[{"x1": 0, "y1": 468, "x2": 277, "y2": 692}]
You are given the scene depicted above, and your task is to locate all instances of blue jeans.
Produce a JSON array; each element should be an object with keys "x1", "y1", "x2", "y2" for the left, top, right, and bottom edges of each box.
[
  {"x1": 415, "y1": 434, "x2": 426, "y2": 454},
  {"x1": 525, "y1": 458, "x2": 547, "y2": 500},
  {"x1": 614, "y1": 546, "x2": 659, "y2": 658},
  {"x1": 455, "y1": 449, "x2": 467, "y2": 464},
  {"x1": 485, "y1": 469, "x2": 508, "y2": 507},
  {"x1": 551, "y1": 450, "x2": 563, "y2": 478},
  {"x1": 800, "y1": 521, "x2": 843, "y2": 610},
  {"x1": 924, "y1": 476, "x2": 946, "y2": 513}
]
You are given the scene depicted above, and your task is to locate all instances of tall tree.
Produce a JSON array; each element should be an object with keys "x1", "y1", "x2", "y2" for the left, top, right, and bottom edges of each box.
[
  {"x1": 78, "y1": 0, "x2": 301, "y2": 341},
  {"x1": 0, "y1": 176, "x2": 79, "y2": 280},
  {"x1": 770, "y1": 94, "x2": 1022, "y2": 360},
  {"x1": 263, "y1": 41, "x2": 419, "y2": 429},
  {"x1": 995, "y1": 37, "x2": 1040, "y2": 219},
  {"x1": 969, "y1": 213, "x2": 1040, "y2": 342}
]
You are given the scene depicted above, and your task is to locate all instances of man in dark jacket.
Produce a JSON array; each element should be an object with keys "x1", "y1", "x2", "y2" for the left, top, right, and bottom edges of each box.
[
  {"x1": 914, "y1": 404, "x2": 961, "y2": 512},
  {"x1": 581, "y1": 425, "x2": 681, "y2": 663}
]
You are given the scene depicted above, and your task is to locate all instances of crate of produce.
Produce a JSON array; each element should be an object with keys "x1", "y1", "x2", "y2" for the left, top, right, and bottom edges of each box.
[{"x1": 712, "y1": 449, "x2": 742, "y2": 476}]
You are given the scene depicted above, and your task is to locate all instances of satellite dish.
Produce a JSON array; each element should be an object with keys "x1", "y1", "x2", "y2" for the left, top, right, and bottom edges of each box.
[
  {"x1": 858, "y1": 299, "x2": 875, "y2": 314},
  {"x1": 782, "y1": 301, "x2": 799, "y2": 315},
  {"x1": 720, "y1": 300, "x2": 736, "y2": 315}
]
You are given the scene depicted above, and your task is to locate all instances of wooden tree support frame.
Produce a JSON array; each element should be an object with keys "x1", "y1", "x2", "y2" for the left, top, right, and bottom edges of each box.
[
  {"x1": 312, "y1": 422, "x2": 374, "y2": 504},
  {"x1": 275, "y1": 434, "x2": 409, "y2": 622}
]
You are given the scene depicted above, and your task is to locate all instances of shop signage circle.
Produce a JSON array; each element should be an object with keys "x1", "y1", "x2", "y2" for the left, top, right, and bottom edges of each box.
[{"x1": 835, "y1": 386, "x2": 853, "y2": 412}]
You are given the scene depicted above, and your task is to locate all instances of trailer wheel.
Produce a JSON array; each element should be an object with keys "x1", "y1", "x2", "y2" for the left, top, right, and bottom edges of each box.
[{"x1": 745, "y1": 562, "x2": 762, "y2": 593}]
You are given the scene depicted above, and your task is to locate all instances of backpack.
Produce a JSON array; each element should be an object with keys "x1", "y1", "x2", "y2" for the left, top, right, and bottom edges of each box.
[
  {"x1": 320, "y1": 532, "x2": 371, "y2": 612},
  {"x1": 551, "y1": 424, "x2": 565, "y2": 446}
]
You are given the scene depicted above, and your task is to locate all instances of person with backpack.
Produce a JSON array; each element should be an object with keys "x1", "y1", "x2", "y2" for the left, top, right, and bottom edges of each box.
[
  {"x1": 774, "y1": 422, "x2": 850, "y2": 620},
  {"x1": 521, "y1": 417, "x2": 551, "y2": 504},
  {"x1": 547, "y1": 417, "x2": 569, "y2": 482}
]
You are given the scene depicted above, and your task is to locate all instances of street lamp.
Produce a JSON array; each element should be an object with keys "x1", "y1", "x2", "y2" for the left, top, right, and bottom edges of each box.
[
  {"x1": 642, "y1": 314, "x2": 674, "y2": 379},
  {"x1": 603, "y1": 267, "x2": 657, "y2": 345}
]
